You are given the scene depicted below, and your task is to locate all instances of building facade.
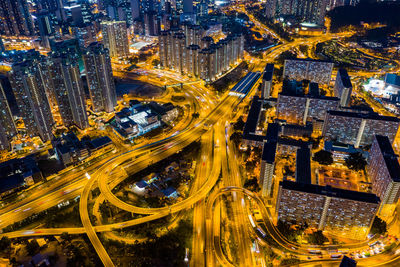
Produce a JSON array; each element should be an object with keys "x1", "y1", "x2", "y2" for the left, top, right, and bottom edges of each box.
[
  {"x1": 276, "y1": 181, "x2": 380, "y2": 240},
  {"x1": 276, "y1": 93, "x2": 339, "y2": 124},
  {"x1": 48, "y1": 55, "x2": 89, "y2": 129},
  {"x1": 369, "y1": 135, "x2": 400, "y2": 207},
  {"x1": 83, "y1": 42, "x2": 117, "y2": 113},
  {"x1": 159, "y1": 28, "x2": 244, "y2": 82},
  {"x1": 0, "y1": 0, "x2": 35, "y2": 36},
  {"x1": 323, "y1": 110, "x2": 400, "y2": 147},
  {"x1": 283, "y1": 59, "x2": 334, "y2": 85},
  {"x1": 101, "y1": 21, "x2": 129, "y2": 57},
  {"x1": 9, "y1": 61, "x2": 54, "y2": 142},
  {"x1": 0, "y1": 82, "x2": 17, "y2": 150},
  {"x1": 334, "y1": 68, "x2": 352, "y2": 107},
  {"x1": 261, "y1": 63, "x2": 274, "y2": 99}
]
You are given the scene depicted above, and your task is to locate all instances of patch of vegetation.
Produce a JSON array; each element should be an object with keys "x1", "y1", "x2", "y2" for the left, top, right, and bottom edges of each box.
[
  {"x1": 307, "y1": 230, "x2": 328, "y2": 245},
  {"x1": 243, "y1": 177, "x2": 260, "y2": 192},
  {"x1": 171, "y1": 95, "x2": 185, "y2": 102},
  {"x1": 313, "y1": 150, "x2": 334, "y2": 165},
  {"x1": 345, "y1": 152, "x2": 367, "y2": 171},
  {"x1": 211, "y1": 61, "x2": 249, "y2": 93},
  {"x1": 2, "y1": 199, "x2": 81, "y2": 233},
  {"x1": 103, "y1": 219, "x2": 193, "y2": 267},
  {"x1": 280, "y1": 256, "x2": 301, "y2": 266},
  {"x1": 327, "y1": 2, "x2": 400, "y2": 33},
  {"x1": 370, "y1": 216, "x2": 387, "y2": 236}
]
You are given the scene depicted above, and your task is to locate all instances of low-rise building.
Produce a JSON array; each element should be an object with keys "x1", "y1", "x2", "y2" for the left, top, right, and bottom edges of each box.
[
  {"x1": 114, "y1": 103, "x2": 162, "y2": 138},
  {"x1": 0, "y1": 156, "x2": 43, "y2": 198},
  {"x1": 53, "y1": 132, "x2": 89, "y2": 166},
  {"x1": 148, "y1": 102, "x2": 178, "y2": 123}
]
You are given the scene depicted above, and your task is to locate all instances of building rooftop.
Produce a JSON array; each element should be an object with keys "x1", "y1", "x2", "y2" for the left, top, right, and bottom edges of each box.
[
  {"x1": 374, "y1": 135, "x2": 400, "y2": 182},
  {"x1": 262, "y1": 141, "x2": 277, "y2": 164},
  {"x1": 308, "y1": 82, "x2": 319, "y2": 96},
  {"x1": 263, "y1": 63, "x2": 274, "y2": 81},
  {"x1": 243, "y1": 96, "x2": 262, "y2": 136},
  {"x1": 88, "y1": 136, "x2": 112, "y2": 150},
  {"x1": 385, "y1": 73, "x2": 400, "y2": 87},
  {"x1": 296, "y1": 147, "x2": 311, "y2": 184},
  {"x1": 285, "y1": 58, "x2": 333, "y2": 64},
  {"x1": 265, "y1": 123, "x2": 280, "y2": 142},
  {"x1": 280, "y1": 180, "x2": 380, "y2": 204},
  {"x1": 0, "y1": 173, "x2": 25, "y2": 194},
  {"x1": 338, "y1": 69, "x2": 352, "y2": 88},
  {"x1": 277, "y1": 137, "x2": 309, "y2": 148},
  {"x1": 339, "y1": 256, "x2": 357, "y2": 267},
  {"x1": 327, "y1": 110, "x2": 400, "y2": 122}
]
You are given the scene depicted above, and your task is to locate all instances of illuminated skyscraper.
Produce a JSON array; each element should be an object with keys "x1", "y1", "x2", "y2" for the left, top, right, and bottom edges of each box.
[
  {"x1": 101, "y1": 21, "x2": 129, "y2": 57},
  {"x1": 0, "y1": 82, "x2": 17, "y2": 151},
  {"x1": 274, "y1": 0, "x2": 329, "y2": 25},
  {"x1": 83, "y1": 42, "x2": 117, "y2": 113},
  {"x1": 369, "y1": 135, "x2": 400, "y2": 207},
  {"x1": 9, "y1": 61, "x2": 54, "y2": 142},
  {"x1": 48, "y1": 55, "x2": 89, "y2": 129},
  {"x1": 0, "y1": 0, "x2": 35, "y2": 36},
  {"x1": 334, "y1": 68, "x2": 352, "y2": 107}
]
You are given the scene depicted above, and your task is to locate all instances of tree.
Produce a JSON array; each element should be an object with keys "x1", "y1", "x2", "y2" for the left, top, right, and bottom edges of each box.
[
  {"x1": 370, "y1": 216, "x2": 387, "y2": 235},
  {"x1": 313, "y1": 150, "x2": 334, "y2": 165},
  {"x1": 0, "y1": 236, "x2": 11, "y2": 253},
  {"x1": 345, "y1": 152, "x2": 367, "y2": 171},
  {"x1": 230, "y1": 132, "x2": 243, "y2": 146},
  {"x1": 60, "y1": 232, "x2": 72, "y2": 242},
  {"x1": 307, "y1": 230, "x2": 328, "y2": 245},
  {"x1": 233, "y1": 117, "x2": 245, "y2": 131},
  {"x1": 276, "y1": 220, "x2": 299, "y2": 242},
  {"x1": 152, "y1": 59, "x2": 160, "y2": 66},
  {"x1": 26, "y1": 239, "x2": 40, "y2": 256},
  {"x1": 244, "y1": 178, "x2": 260, "y2": 191}
]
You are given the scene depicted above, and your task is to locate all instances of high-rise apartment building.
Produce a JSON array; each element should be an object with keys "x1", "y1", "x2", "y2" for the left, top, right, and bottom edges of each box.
[
  {"x1": 276, "y1": 180, "x2": 380, "y2": 240},
  {"x1": 159, "y1": 28, "x2": 244, "y2": 82},
  {"x1": 9, "y1": 62, "x2": 54, "y2": 142},
  {"x1": 322, "y1": 110, "x2": 400, "y2": 147},
  {"x1": 185, "y1": 44, "x2": 200, "y2": 77},
  {"x1": 101, "y1": 21, "x2": 129, "y2": 57},
  {"x1": 261, "y1": 64, "x2": 274, "y2": 99},
  {"x1": 269, "y1": 0, "x2": 328, "y2": 25},
  {"x1": 265, "y1": 0, "x2": 276, "y2": 18},
  {"x1": 0, "y1": 82, "x2": 17, "y2": 151},
  {"x1": 260, "y1": 140, "x2": 277, "y2": 197},
  {"x1": 48, "y1": 55, "x2": 89, "y2": 129},
  {"x1": 83, "y1": 42, "x2": 117, "y2": 113},
  {"x1": 369, "y1": 135, "x2": 400, "y2": 206},
  {"x1": 0, "y1": 0, "x2": 35, "y2": 36},
  {"x1": 276, "y1": 93, "x2": 339, "y2": 124},
  {"x1": 334, "y1": 68, "x2": 352, "y2": 107},
  {"x1": 144, "y1": 11, "x2": 160, "y2": 36},
  {"x1": 283, "y1": 59, "x2": 334, "y2": 85}
]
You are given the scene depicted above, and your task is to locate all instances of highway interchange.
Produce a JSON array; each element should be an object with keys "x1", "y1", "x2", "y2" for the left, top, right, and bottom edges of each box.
[{"x1": 3, "y1": 10, "x2": 400, "y2": 267}]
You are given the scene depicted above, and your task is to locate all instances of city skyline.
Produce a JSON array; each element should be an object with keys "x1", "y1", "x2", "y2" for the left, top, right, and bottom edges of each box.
[{"x1": 1, "y1": 0, "x2": 400, "y2": 266}]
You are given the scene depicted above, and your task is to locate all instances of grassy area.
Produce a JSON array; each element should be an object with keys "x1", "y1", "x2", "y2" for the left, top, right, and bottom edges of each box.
[
  {"x1": 211, "y1": 61, "x2": 249, "y2": 93},
  {"x1": 316, "y1": 40, "x2": 396, "y2": 70}
]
